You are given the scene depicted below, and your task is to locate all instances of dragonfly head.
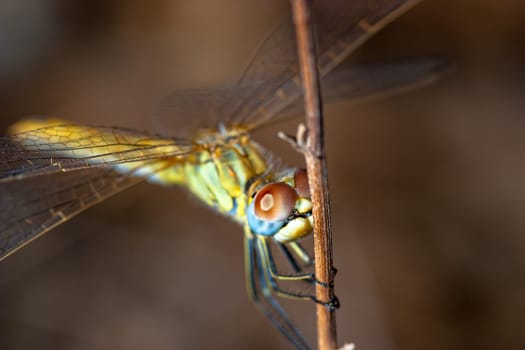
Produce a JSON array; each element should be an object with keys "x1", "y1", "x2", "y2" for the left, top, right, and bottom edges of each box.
[{"x1": 246, "y1": 169, "x2": 312, "y2": 242}]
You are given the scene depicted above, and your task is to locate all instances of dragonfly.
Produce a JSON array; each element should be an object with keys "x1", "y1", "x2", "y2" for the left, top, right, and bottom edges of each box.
[{"x1": 0, "y1": 1, "x2": 443, "y2": 349}]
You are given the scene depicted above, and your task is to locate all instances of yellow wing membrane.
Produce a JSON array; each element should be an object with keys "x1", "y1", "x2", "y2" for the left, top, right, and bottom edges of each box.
[
  {"x1": 1, "y1": 118, "x2": 196, "y2": 183},
  {"x1": 0, "y1": 118, "x2": 198, "y2": 260}
]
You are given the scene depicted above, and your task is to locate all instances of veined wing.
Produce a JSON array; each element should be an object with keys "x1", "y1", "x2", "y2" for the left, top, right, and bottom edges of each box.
[
  {"x1": 0, "y1": 161, "x2": 170, "y2": 261},
  {"x1": 156, "y1": 57, "x2": 445, "y2": 135},
  {"x1": 281, "y1": 56, "x2": 446, "y2": 116},
  {"x1": 0, "y1": 120, "x2": 197, "y2": 260},
  {"x1": 155, "y1": 82, "x2": 280, "y2": 137},
  {"x1": 0, "y1": 119, "x2": 196, "y2": 182},
  {"x1": 318, "y1": 57, "x2": 446, "y2": 105},
  {"x1": 156, "y1": 0, "x2": 425, "y2": 133},
  {"x1": 237, "y1": 0, "x2": 423, "y2": 128}
]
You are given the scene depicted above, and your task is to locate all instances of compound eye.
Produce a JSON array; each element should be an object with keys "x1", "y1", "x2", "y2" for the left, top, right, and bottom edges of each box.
[
  {"x1": 253, "y1": 182, "x2": 298, "y2": 221},
  {"x1": 294, "y1": 169, "x2": 310, "y2": 199}
]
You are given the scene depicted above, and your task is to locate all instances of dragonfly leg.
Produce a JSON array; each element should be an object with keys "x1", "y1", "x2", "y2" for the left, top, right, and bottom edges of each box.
[
  {"x1": 259, "y1": 238, "x2": 314, "y2": 282},
  {"x1": 277, "y1": 242, "x2": 338, "y2": 289},
  {"x1": 282, "y1": 241, "x2": 337, "y2": 288},
  {"x1": 287, "y1": 241, "x2": 314, "y2": 266},
  {"x1": 277, "y1": 241, "x2": 314, "y2": 275},
  {"x1": 257, "y1": 238, "x2": 340, "y2": 310},
  {"x1": 264, "y1": 239, "x2": 334, "y2": 288},
  {"x1": 277, "y1": 242, "x2": 306, "y2": 274},
  {"x1": 244, "y1": 233, "x2": 312, "y2": 350}
]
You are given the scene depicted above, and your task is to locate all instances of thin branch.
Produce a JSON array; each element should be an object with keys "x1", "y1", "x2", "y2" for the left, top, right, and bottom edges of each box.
[{"x1": 289, "y1": 1, "x2": 338, "y2": 350}]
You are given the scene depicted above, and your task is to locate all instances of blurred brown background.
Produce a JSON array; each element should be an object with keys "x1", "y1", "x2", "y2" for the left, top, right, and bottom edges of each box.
[{"x1": 1, "y1": 1, "x2": 524, "y2": 349}]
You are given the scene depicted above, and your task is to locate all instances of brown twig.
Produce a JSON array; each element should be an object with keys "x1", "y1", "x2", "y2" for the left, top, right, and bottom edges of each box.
[{"x1": 289, "y1": 1, "x2": 338, "y2": 349}]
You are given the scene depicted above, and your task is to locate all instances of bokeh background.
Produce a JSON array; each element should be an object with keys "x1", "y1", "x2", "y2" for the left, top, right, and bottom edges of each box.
[{"x1": 1, "y1": 1, "x2": 524, "y2": 349}]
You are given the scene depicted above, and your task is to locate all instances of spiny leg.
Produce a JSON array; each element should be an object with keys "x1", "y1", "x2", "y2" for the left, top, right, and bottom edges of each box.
[
  {"x1": 244, "y1": 234, "x2": 312, "y2": 350},
  {"x1": 278, "y1": 241, "x2": 335, "y2": 289},
  {"x1": 258, "y1": 238, "x2": 314, "y2": 282},
  {"x1": 277, "y1": 242, "x2": 302, "y2": 273},
  {"x1": 257, "y1": 237, "x2": 339, "y2": 310},
  {"x1": 287, "y1": 241, "x2": 314, "y2": 266},
  {"x1": 277, "y1": 240, "x2": 338, "y2": 288}
]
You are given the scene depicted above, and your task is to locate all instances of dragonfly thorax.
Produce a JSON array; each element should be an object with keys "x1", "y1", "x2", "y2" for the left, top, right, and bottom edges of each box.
[{"x1": 166, "y1": 127, "x2": 268, "y2": 222}]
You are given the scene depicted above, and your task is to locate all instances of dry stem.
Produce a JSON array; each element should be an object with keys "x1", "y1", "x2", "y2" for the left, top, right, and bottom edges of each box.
[{"x1": 290, "y1": 1, "x2": 338, "y2": 349}]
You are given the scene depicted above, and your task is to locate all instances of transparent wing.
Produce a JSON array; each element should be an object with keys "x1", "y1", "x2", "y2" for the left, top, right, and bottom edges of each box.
[
  {"x1": 321, "y1": 57, "x2": 446, "y2": 104},
  {"x1": 154, "y1": 82, "x2": 280, "y2": 137},
  {"x1": 0, "y1": 160, "x2": 170, "y2": 261},
  {"x1": 0, "y1": 122, "x2": 196, "y2": 182},
  {"x1": 155, "y1": 56, "x2": 444, "y2": 135},
  {"x1": 280, "y1": 56, "x2": 447, "y2": 118},
  {"x1": 0, "y1": 121, "x2": 196, "y2": 259},
  {"x1": 239, "y1": 0, "x2": 421, "y2": 83},
  {"x1": 155, "y1": 0, "x2": 423, "y2": 134},
  {"x1": 236, "y1": 0, "x2": 422, "y2": 128}
]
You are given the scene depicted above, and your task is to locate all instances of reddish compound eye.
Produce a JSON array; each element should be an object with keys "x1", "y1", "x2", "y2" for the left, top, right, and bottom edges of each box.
[
  {"x1": 253, "y1": 182, "x2": 298, "y2": 221},
  {"x1": 294, "y1": 169, "x2": 310, "y2": 199}
]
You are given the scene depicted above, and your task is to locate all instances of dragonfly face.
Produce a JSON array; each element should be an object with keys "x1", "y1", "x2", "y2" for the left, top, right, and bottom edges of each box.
[{"x1": 246, "y1": 169, "x2": 313, "y2": 242}]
